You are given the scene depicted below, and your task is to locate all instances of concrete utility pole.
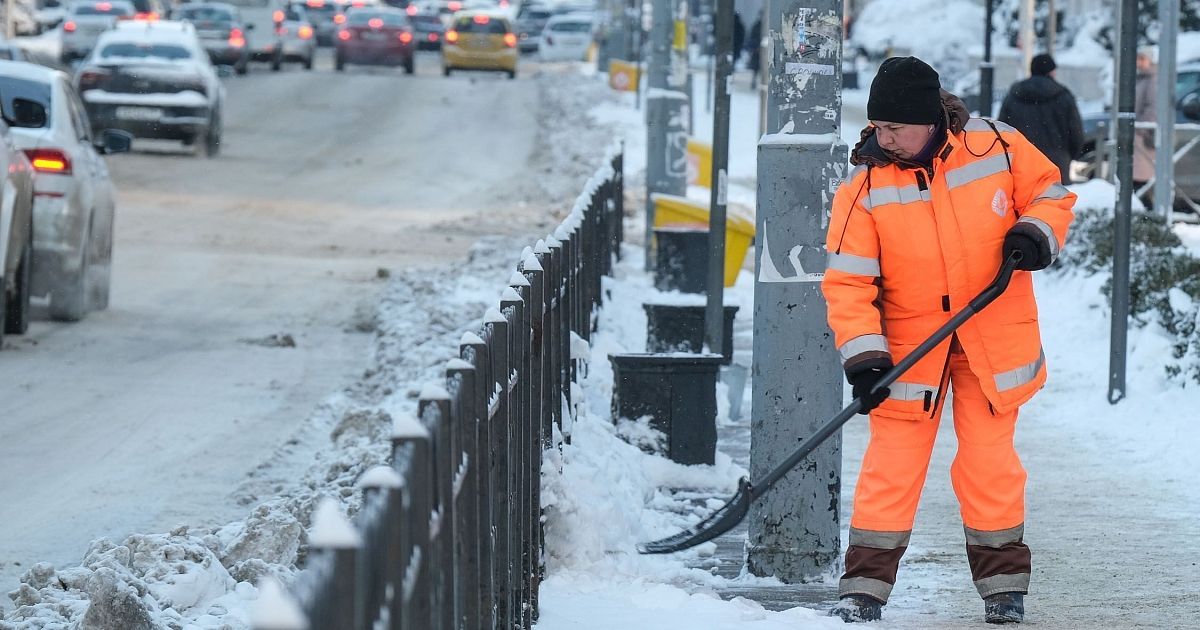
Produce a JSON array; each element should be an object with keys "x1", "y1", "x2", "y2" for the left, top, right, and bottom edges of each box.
[
  {"x1": 1019, "y1": 0, "x2": 1035, "y2": 77},
  {"x1": 672, "y1": 0, "x2": 693, "y2": 133},
  {"x1": 748, "y1": 0, "x2": 846, "y2": 582},
  {"x1": 980, "y1": 0, "x2": 995, "y2": 117},
  {"x1": 645, "y1": 0, "x2": 689, "y2": 269},
  {"x1": 1109, "y1": 0, "x2": 1137, "y2": 405},
  {"x1": 5, "y1": 0, "x2": 15, "y2": 40},
  {"x1": 703, "y1": 0, "x2": 732, "y2": 358},
  {"x1": 1156, "y1": 0, "x2": 1179, "y2": 223}
]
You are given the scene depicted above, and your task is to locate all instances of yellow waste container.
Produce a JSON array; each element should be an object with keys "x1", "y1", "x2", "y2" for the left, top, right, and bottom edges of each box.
[
  {"x1": 608, "y1": 59, "x2": 639, "y2": 92},
  {"x1": 651, "y1": 193, "x2": 755, "y2": 287},
  {"x1": 685, "y1": 137, "x2": 712, "y2": 188}
]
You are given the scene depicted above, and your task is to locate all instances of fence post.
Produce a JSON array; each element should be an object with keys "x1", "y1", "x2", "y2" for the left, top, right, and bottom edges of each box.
[
  {"x1": 251, "y1": 576, "x2": 310, "y2": 630},
  {"x1": 483, "y1": 308, "x2": 514, "y2": 630},
  {"x1": 357, "y1": 466, "x2": 404, "y2": 630},
  {"x1": 391, "y1": 414, "x2": 432, "y2": 630},
  {"x1": 511, "y1": 269, "x2": 540, "y2": 623},
  {"x1": 502, "y1": 285, "x2": 532, "y2": 628},
  {"x1": 446, "y1": 359, "x2": 480, "y2": 630},
  {"x1": 460, "y1": 331, "x2": 495, "y2": 630},
  {"x1": 418, "y1": 388, "x2": 454, "y2": 630},
  {"x1": 308, "y1": 499, "x2": 363, "y2": 630}
]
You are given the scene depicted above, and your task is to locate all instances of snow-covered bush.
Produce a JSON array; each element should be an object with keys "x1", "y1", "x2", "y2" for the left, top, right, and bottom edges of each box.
[{"x1": 1055, "y1": 207, "x2": 1200, "y2": 384}]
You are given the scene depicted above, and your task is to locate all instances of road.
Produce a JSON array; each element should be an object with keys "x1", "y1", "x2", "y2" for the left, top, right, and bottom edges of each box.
[{"x1": 0, "y1": 39, "x2": 557, "y2": 597}]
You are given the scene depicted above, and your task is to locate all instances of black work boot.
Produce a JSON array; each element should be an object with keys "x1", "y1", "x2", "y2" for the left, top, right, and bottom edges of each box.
[
  {"x1": 829, "y1": 594, "x2": 883, "y2": 623},
  {"x1": 984, "y1": 592, "x2": 1025, "y2": 624}
]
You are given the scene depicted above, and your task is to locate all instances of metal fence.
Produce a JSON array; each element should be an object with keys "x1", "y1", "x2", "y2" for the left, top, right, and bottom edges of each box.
[{"x1": 253, "y1": 150, "x2": 624, "y2": 630}]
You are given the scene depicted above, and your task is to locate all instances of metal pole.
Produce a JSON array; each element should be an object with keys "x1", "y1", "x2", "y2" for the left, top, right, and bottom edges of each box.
[
  {"x1": 1156, "y1": 0, "x2": 1179, "y2": 223},
  {"x1": 1109, "y1": 0, "x2": 1136, "y2": 405},
  {"x1": 703, "y1": 0, "x2": 732, "y2": 356},
  {"x1": 748, "y1": 0, "x2": 845, "y2": 582},
  {"x1": 1046, "y1": 0, "x2": 1056, "y2": 56},
  {"x1": 672, "y1": 0, "x2": 693, "y2": 134},
  {"x1": 635, "y1": 0, "x2": 645, "y2": 110},
  {"x1": 1019, "y1": 0, "x2": 1035, "y2": 77},
  {"x1": 645, "y1": 0, "x2": 689, "y2": 270},
  {"x1": 5, "y1": 0, "x2": 14, "y2": 40},
  {"x1": 980, "y1": 0, "x2": 994, "y2": 117},
  {"x1": 1106, "y1": 2, "x2": 1123, "y2": 184}
]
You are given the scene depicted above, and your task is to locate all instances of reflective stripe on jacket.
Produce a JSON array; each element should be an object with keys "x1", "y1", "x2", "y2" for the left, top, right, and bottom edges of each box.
[{"x1": 822, "y1": 118, "x2": 1075, "y2": 419}]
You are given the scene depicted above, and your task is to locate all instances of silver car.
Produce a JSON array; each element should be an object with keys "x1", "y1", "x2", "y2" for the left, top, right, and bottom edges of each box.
[
  {"x1": 271, "y1": 2, "x2": 316, "y2": 69},
  {"x1": 0, "y1": 75, "x2": 37, "y2": 340},
  {"x1": 0, "y1": 60, "x2": 130, "y2": 321},
  {"x1": 60, "y1": 0, "x2": 135, "y2": 63}
]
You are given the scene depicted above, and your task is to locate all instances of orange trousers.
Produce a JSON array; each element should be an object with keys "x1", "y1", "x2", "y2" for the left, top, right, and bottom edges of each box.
[{"x1": 840, "y1": 344, "x2": 1032, "y2": 603}]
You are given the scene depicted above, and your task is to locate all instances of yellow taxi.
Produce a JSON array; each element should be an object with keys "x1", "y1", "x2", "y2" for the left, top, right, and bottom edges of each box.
[{"x1": 441, "y1": 10, "x2": 518, "y2": 79}]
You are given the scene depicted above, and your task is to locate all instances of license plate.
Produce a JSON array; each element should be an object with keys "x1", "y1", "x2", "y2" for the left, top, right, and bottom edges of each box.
[
  {"x1": 362, "y1": 31, "x2": 387, "y2": 41},
  {"x1": 115, "y1": 106, "x2": 162, "y2": 121}
]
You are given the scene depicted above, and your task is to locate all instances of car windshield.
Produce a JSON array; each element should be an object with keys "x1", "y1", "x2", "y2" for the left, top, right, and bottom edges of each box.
[
  {"x1": 0, "y1": 76, "x2": 51, "y2": 129},
  {"x1": 73, "y1": 2, "x2": 133, "y2": 15},
  {"x1": 175, "y1": 7, "x2": 234, "y2": 22},
  {"x1": 455, "y1": 15, "x2": 506, "y2": 33},
  {"x1": 548, "y1": 20, "x2": 589, "y2": 32},
  {"x1": 99, "y1": 41, "x2": 192, "y2": 60},
  {"x1": 346, "y1": 10, "x2": 403, "y2": 25}
]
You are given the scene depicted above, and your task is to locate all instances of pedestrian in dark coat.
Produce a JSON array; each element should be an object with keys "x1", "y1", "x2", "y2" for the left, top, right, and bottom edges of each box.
[
  {"x1": 998, "y1": 54, "x2": 1085, "y2": 183},
  {"x1": 746, "y1": 15, "x2": 761, "y2": 86},
  {"x1": 732, "y1": 12, "x2": 745, "y2": 66}
]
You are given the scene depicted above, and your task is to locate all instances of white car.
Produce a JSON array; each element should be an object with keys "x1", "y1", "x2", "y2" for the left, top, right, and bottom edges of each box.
[
  {"x1": 75, "y1": 20, "x2": 226, "y2": 156},
  {"x1": 537, "y1": 12, "x2": 591, "y2": 62},
  {"x1": 60, "y1": 0, "x2": 136, "y2": 63},
  {"x1": 0, "y1": 60, "x2": 130, "y2": 321}
]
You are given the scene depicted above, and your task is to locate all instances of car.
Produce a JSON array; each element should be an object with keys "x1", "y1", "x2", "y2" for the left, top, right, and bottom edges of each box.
[
  {"x1": 513, "y1": 2, "x2": 550, "y2": 53},
  {"x1": 1075, "y1": 62, "x2": 1200, "y2": 216},
  {"x1": 441, "y1": 10, "x2": 516, "y2": 78},
  {"x1": 74, "y1": 20, "x2": 225, "y2": 156},
  {"x1": 291, "y1": 0, "x2": 344, "y2": 46},
  {"x1": 334, "y1": 7, "x2": 415, "y2": 73},
  {"x1": 0, "y1": 82, "x2": 39, "y2": 340},
  {"x1": 60, "y1": 0, "x2": 136, "y2": 63},
  {"x1": 0, "y1": 61, "x2": 131, "y2": 321},
  {"x1": 171, "y1": 2, "x2": 253, "y2": 74},
  {"x1": 270, "y1": 3, "x2": 316, "y2": 69},
  {"x1": 407, "y1": 10, "x2": 443, "y2": 50},
  {"x1": 537, "y1": 12, "x2": 591, "y2": 62},
  {"x1": 127, "y1": 0, "x2": 162, "y2": 20}
]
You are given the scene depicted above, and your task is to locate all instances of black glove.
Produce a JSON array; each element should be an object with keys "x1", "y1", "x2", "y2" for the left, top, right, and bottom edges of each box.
[
  {"x1": 1002, "y1": 229, "x2": 1049, "y2": 271},
  {"x1": 847, "y1": 361, "x2": 892, "y2": 415}
]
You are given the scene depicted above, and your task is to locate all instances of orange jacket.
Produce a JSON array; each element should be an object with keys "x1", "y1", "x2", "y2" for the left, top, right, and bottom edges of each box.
[{"x1": 822, "y1": 115, "x2": 1074, "y2": 420}]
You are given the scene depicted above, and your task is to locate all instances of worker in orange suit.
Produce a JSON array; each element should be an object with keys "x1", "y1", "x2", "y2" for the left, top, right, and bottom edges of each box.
[{"x1": 821, "y1": 57, "x2": 1075, "y2": 624}]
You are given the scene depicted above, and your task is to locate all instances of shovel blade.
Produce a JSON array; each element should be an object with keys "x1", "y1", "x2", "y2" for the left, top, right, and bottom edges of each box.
[{"x1": 637, "y1": 477, "x2": 753, "y2": 554}]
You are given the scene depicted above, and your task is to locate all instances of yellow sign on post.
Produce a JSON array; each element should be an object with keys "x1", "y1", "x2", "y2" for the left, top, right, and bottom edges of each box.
[
  {"x1": 608, "y1": 59, "x2": 639, "y2": 92},
  {"x1": 673, "y1": 20, "x2": 687, "y2": 50},
  {"x1": 685, "y1": 137, "x2": 712, "y2": 188}
]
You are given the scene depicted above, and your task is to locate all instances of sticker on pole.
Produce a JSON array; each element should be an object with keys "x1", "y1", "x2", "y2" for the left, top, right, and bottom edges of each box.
[{"x1": 757, "y1": 220, "x2": 824, "y2": 283}]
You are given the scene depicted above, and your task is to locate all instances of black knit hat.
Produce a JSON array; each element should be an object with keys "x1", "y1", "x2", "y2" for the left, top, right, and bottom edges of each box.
[
  {"x1": 1031, "y1": 53, "x2": 1056, "y2": 76},
  {"x1": 867, "y1": 56, "x2": 942, "y2": 125}
]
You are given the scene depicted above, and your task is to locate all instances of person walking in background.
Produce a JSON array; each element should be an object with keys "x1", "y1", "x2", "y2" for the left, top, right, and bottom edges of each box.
[
  {"x1": 1133, "y1": 48, "x2": 1157, "y2": 188},
  {"x1": 998, "y1": 53, "x2": 1084, "y2": 183},
  {"x1": 746, "y1": 14, "x2": 761, "y2": 87},
  {"x1": 822, "y1": 56, "x2": 1075, "y2": 624},
  {"x1": 731, "y1": 11, "x2": 745, "y2": 68}
]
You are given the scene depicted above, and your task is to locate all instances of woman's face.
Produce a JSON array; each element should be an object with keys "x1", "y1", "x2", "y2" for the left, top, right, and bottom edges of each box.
[{"x1": 871, "y1": 120, "x2": 935, "y2": 160}]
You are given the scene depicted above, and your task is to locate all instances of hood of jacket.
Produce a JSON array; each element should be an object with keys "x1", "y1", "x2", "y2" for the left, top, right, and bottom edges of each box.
[
  {"x1": 1008, "y1": 75, "x2": 1067, "y2": 105},
  {"x1": 850, "y1": 89, "x2": 971, "y2": 168}
]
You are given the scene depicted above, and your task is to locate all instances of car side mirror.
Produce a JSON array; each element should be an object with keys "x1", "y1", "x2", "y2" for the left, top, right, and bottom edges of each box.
[
  {"x1": 216, "y1": 64, "x2": 236, "y2": 77},
  {"x1": 10, "y1": 98, "x2": 47, "y2": 128},
  {"x1": 1182, "y1": 91, "x2": 1200, "y2": 122},
  {"x1": 98, "y1": 128, "x2": 133, "y2": 154}
]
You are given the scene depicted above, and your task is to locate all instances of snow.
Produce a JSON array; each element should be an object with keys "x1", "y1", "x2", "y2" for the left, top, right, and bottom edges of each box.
[
  {"x1": 392, "y1": 413, "x2": 430, "y2": 439},
  {"x1": 249, "y1": 577, "x2": 308, "y2": 630},
  {"x1": 418, "y1": 383, "x2": 451, "y2": 401},
  {"x1": 307, "y1": 499, "x2": 361, "y2": 549},
  {"x1": 355, "y1": 465, "x2": 403, "y2": 490},
  {"x1": 850, "y1": 0, "x2": 984, "y2": 86},
  {"x1": 81, "y1": 89, "x2": 209, "y2": 107}
]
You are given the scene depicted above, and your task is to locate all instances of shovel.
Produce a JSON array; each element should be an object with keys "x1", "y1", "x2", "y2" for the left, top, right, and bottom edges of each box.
[{"x1": 637, "y1": 251, "x2": 1023, "y2": 554}]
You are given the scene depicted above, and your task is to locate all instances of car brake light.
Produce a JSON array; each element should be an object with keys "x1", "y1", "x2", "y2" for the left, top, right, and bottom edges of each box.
[
  {"x1": 399, "y1": 30, "x2": 412, "y2": 43},
  {"x1": 351, "y1": 0, "x2": 364, "y2": 6},
  {"x1": 306, "y1": 0, "x2": 324, "y2": 7},
  {"x1": 444, "y1": 29, "x2": 457, "y2": 43},
  {"x1": 406, "y1": 3, "x2": 417, "y2": 14},
  {"x1": 63, "y1": 20, "x2": 76, "y2": 32},
  {"x1": 504, "y1": 32, "x2": 516, "y2": 47},
  {"x1": 499, "y1": 0, "x2": 507, "y2": 6},
  {"x1": 428, "y1": 32, "x2": 437, "y2": 41},
  {"x1": 447, "y1": 1, "x2": 460, "y2": 10},
  {"x1": 77, "y1": 68, "x2": 110, "y2": 88},
  {"x1": 97, "y1": 1, "x2": 112, "y2": 9},
  {"x1": 298, "y1": 25, "x2": 313, "y2": 38},
  {"x1": 24, "y1": 149, "x2": 72, "y2": 175},
  {"x1": 472, "y1": 14, "x2": 488, "y2": 24},
  {"x1": 337, "y1": 28, "x2": 351, "y2": 40},
  {"x1": 272, "y1": 9, "x2": 284, "y2": 22},
  {"x1": 229, "y1": 27, "x2": 245, "y2": 47},
  {"x1": 133, "y1": 11, "x2": 158, "y2": 20},
  {"x1": 334, "y1": 13, "x2": 346, "y2": 23},
  {"x1": 368, "y1": 17, "x2": 382, "y2": 28}
]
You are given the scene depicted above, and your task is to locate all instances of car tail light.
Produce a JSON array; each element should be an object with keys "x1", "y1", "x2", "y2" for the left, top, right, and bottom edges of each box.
[
  {"x1": 406, "y1": 4, "x2": 417, "y2": 14},
  {"x1": 448, "y1": 1, "x2": 461, "y2": 10},
  {"x1": 337, "y1": 28, "x2": 351, "y2": 40},
  {"x1": 368, "y1": 17, "x2": 382, "y2": 28},
  {"x1": 499, "y1": 0, "x2": 507, "y2": 6},
  {"x1": 77, "y1": 68, "x2": 110, "y2": 89},
  {"x1": 334, "y1": 13, "x2": 346, "y2": 24},
  {"x1": 428, "y1": 32, "x2": 437, "y2": 41},
  {"x1": 24, "y1": 149, "x2": 72, "y2": 175},
  {"x1": 97, "y1": 1, "x2": 112, "y2": 9},
  {"x1": 272, "y1": 9, "x2": 284, "y2": 22},
  {"x1": 229, "y1": 27, "x2": 246, "y2": 47},
  {"x1": 399, "y1": 30, "x2": 412, "y2": 43},
  {"x1": 351, "y1": 0, "x2": 364, "y2": 6},
  {"x1": 306, "y1": 0, "x2": 324, "y2": 7},
  {"x1": 472, "y1": 14, "x2": 488, "y2": 24},
  {"x1": 63, "y1": 20, "x2": 77, "y2": 32},
  {"x1": 298, "y1": 25, "x2": 313, "y2": 39},
  {"x1": 503, "y1": 32, "x2": 516, "y2": 47},
  {"x1": 133, "y1": 11, "x2": 158, "y2": 20},
  {"x1": 444, "y1": 29, "x2": 457, "y2": 43}
]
